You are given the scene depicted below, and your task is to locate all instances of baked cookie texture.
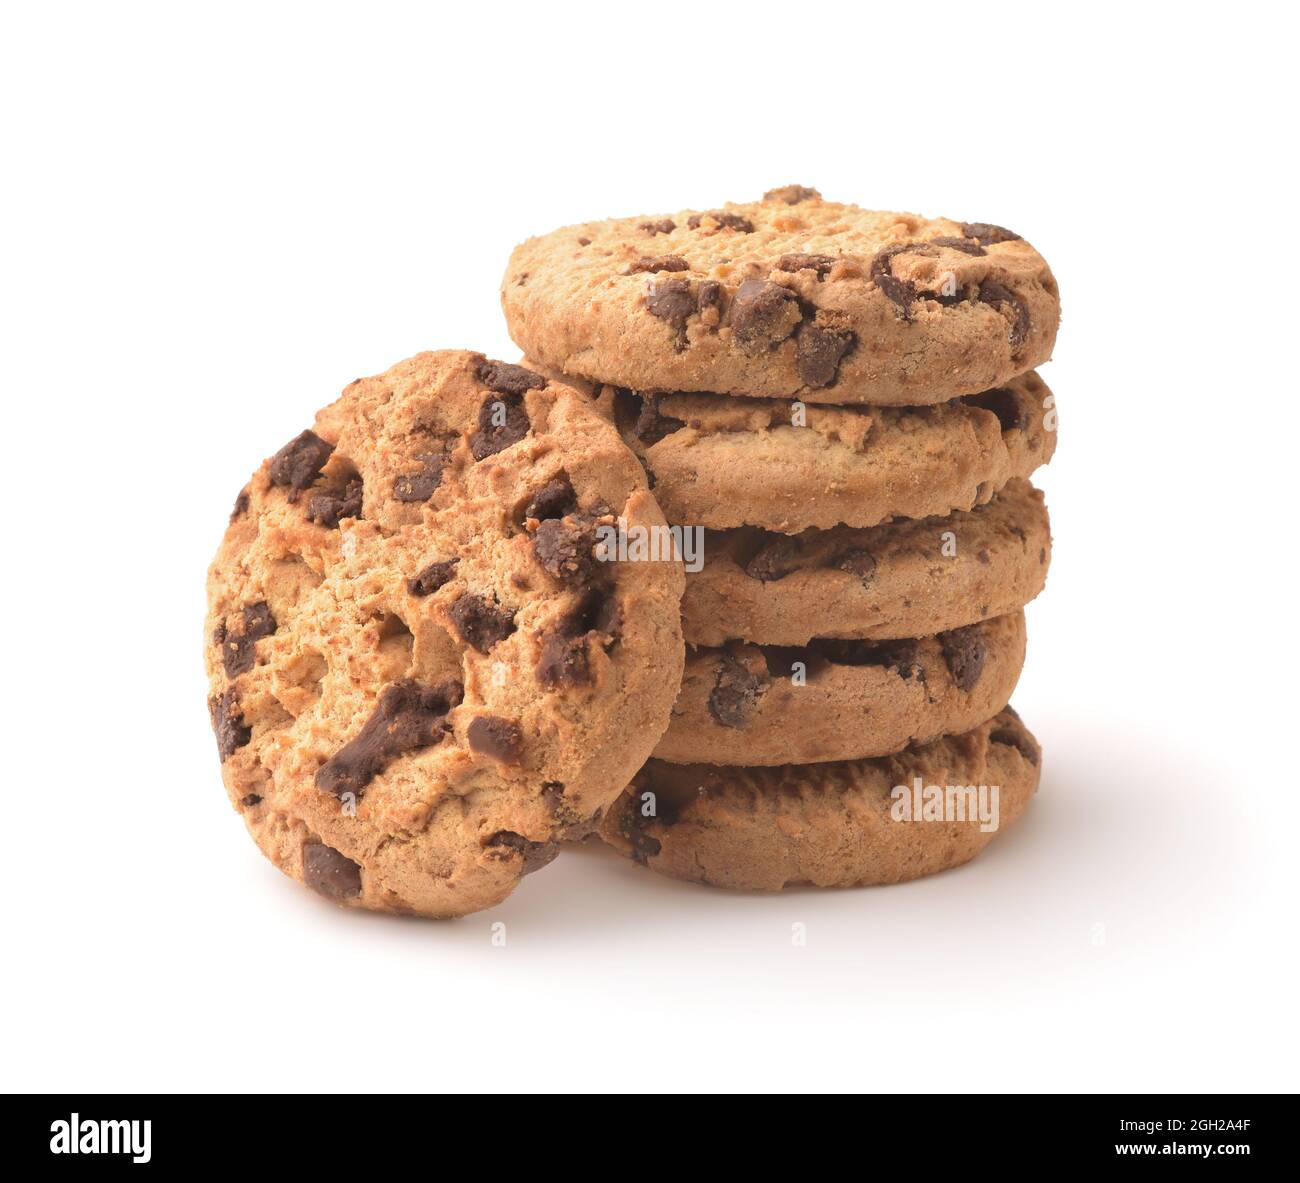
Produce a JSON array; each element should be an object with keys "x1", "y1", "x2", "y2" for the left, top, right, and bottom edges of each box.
[
  {"x1": 205, "y1": 351, "x2": 684, "y2": 918},
  {"x1": 682, "y1": 480, "x2": 1050, "y2": 646},
  {"x1": 530, "y1": 361, "x2": 1056, "y2": 533},
  {"x1": 655, "y1": 611, "x2": 1025, "y2": 766},
  {"x1": 504, "y1": 188, "x2": 1058, "y2": 406},
  {"x1": 600, "y1": 707, "x2": 1040, "y2": 890}
]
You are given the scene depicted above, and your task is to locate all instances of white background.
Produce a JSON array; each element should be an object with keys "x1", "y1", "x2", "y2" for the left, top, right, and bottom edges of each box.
[{"x1": 2, "y1": 1, "x2": 1296, "y2": 1094}]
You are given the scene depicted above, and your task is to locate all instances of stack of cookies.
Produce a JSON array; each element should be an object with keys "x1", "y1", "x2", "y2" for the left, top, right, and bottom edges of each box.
[
  {"x1": 203, "y1": 186, "x2": 1058, "y2": 919},
  {"x1": 503, "y1": 185, "x2": 1058, "y2": 890}
]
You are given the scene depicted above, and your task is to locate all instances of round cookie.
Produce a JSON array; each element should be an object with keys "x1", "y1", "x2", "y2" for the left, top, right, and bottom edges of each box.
[
  {"x1": 682, "y1": 480, "x2": 1050, "y2": 646},
  {"x1": 654, "y1": 612, "x2": 1025, "y2": 766},
  {"x1": 600, "y1": 707, "x2": 1040, "y2": 890},
  {"x1": 205, "y1": 350, "x2": 685, "y2": 919},
  {"x1": 532, "y1": 363, "x2": 1056, "y2": 533},
  {"x1": 503, "y1": 187, "x2": 1059, "y2": 406}
]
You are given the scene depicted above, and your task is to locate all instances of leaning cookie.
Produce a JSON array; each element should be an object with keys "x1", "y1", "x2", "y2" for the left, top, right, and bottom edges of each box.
[
  {"x1": 655, "y1": 612, "x2": 1024, "y2": 766},
  {"x1": 532, "y1": 362, "x2": 1056, "y2": 533},
  {"x1": 205, "y1": 351, "x2": 684, "y2": 919},
  {"x1": 683, "y1": 480, "x2": 1050, "y2": 646},
  {"x1": 503, "y1": 187, "x2": 1058, "y2": 406},
  {"x1": 601, "y1": 707, "x2": 1040, "y2": 890}
]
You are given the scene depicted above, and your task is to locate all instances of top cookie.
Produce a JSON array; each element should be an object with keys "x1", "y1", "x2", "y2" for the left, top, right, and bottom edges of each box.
[
  {"x1": 503, "y1": 187, "x2": 1059, "y2": 405},
  {"x1": 205, "y1": 351, "x2": 684, "y2": 918}
]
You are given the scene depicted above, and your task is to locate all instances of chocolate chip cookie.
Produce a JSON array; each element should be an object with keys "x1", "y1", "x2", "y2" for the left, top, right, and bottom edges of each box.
[
  {"x1": 205, "y1": 351, "x2": 685, "y2": 918},
  {"x1": 533, "y1": 363, "x2": 1055, "y2": 533},
  {"x1": 682, "y1": 479, "x2": 1050, "y2": 646},
  {"x1": 600, "y1": 707, "x2": 1040, "y2": 890},
  {"x1": 655, "y1": 611, "x2": 1025, "y2": 766},
  {"x1": 504, "y1": 188, "x2": 1058, "y2": 405}
]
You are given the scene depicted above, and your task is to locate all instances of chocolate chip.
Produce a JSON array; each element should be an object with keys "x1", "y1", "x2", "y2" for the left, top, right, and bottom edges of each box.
[
  {"x1": 625, "y1": 254, "x2": 689, "y2": 274},
  {"x1": 393, "y1": 453, "x2": 445, "y2": 501},
  {"x1": 467, "y1": 715, "x2": 523, "y2": 764},
  {"x1": 730, "y1": 279, "x2": 799, "y2": 352},
  {"x1": 408, "y1": 558, "x2": 458, "y2": 597},
  {"x1": 870, "y1": 243, "x2": 938, "y2": 318},
  {"x1": 476, "y1": 358, "x2": 546, "y2": 397},
  {"x1": 930, "y1": 235, "x2": 987, "y2": 256},
  {"x1": 632, "y1": 393, "x2": 686, "y2": 446},
  {"x1": 315, "y1": 678, "x2": 462, "y2": 798},
  {"x1": 269, "y1": 430, "x2": 334, "y2": 502},
  {"x1": 231, "y1": 488, "x2": 250, "y2": 521},
  {"x1": 525, "y1": 477, "x2": 577, "y2": 522},
  {"x1": 939, "y1": 626, "x2": 988, "y2": 692},
  {"x1": 216, "y1": 601, "x2": 277, "y2": 678},
  {"x1": 639, "y1": 219, "x2": 676, "y2": 235},
  {"x1": 534, "y1": 516, "x2": 600, "y2": 586},
  {"x1": 795, "y1": 319, "x2": 855, "y2": 387},
  {"x1": 209, "y1": 688, "x2": 250, "y2": 761},
  {"x1": 835, "y1": 549, "x2": 877, "y2": 586},
  {"x1": 303, "y1": 842, "x2": 362, "y2": 900},
  {"x1": 448, "y1": 594, "x2": 515, "y2": 653},
  {"x1": 818, "y1": 638, "x2": 921, "y2": 678},
  {"x1": 308, "y1": 477, "x2": 363, "y2": 527},
  {"x1": 977, "y1": 280, "x2": 1031, "y2": 349},
  {"x1": 687, "y1": 211, "x2": 754, "y2": 233},
  {"x1": 240, "y1": 793, "x2": 262, "y2": 807},
  {"x1": 965, "y1": 387, "x2": 1027, "y2": 433},
  {"x1": 646, "y1": 278, "x2": 699, "y2": 349},
  {"x1": 470, "y1": 394, "x2": 530, "y2": 460},
  {"x1": 697, "y1": 280, "x2": 723, "y2": 313},
  {"x1": 745, "y1": 537, "x2": 802, "y2": 582},
  {"x1": 535, "y1": 590, "x2": 621, "y2": 689},
  {"x1": 989, "y1": 724, "x2": 1039, "y2": 765},
  {"x1": 764, "y1": 184, "x2": 820, "y2": 204},
  {"x1": 708, "y1": 655, "x2": 769, "y2": 728},
  {"x1": 961, "y1": 222, "x2": 1021, "y2": 246},
  {"x1": 483, "y1": 830, "x2": 559, "y2": 875},
  {"x1": 777, "y1": 253, "x2": 837, "y2": 275}
]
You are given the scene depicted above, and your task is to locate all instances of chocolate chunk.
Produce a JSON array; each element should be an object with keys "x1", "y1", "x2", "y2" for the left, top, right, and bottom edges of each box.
[
  {"x1": 467, "y1": 715, "x2": 523, "y2": 764},
  {"x1": 448, "y1": 594, "x2": 515, "y2": 653},
  {"x1": 818, "y1": 638, "x2": 921, "y2": 678},
  {"x1": 308, "y1": 477, "x2": 363, "y2": 527},
  {"x1": 476, "y1": 358, "x2": 546, "y2": 396},
  {"x1": 269, "y1": 430, "x2": 333, "y2": 502},
  {"x1": 209, "y1": 688, "x2": 251, "y2": 761},
  {"x1": 639, "y1": 219, "x2": 676, "y2": 235},
  {"x1": 977, "y1": 280, "x2": 1031, "y2": 349},
  {"x1": 795, "y1": 320, "x2": 855, "y2": 388},
  {"x1": 965, "y1": 388, "x2": 1027, "y2": 433},
  {"x1": 708, "y1": 655, "x2": 769, "y2": 728},
  {"x1": 764, "y1": 184, "x2": 820, "y2": 204},
  {"x1": 315, "y1": 678, "x2": 462, "y2": 798},
  {"x1": 393, "y1": 453, "x2": 445, "y2": 502},
  {"x1": 534, "y1": 516, "x2": 600, "y2": 586},
  {"x1": 231, "y1": 488, "x2": 250, "y2": 521},
  {"x1": 216, "y1": 601, "x2": 278, "y2": 678},
  {"x1": 483, "y1": 830, "x2": 559, "y2": 875},
  {"x1": 870, "y1": 243, "x2": 937, "y2": 317},
  {"x1": 745, "y1": 536, "x2": 802, "y2": 582},
  {"x1": 470, "y1": 394, "x2": 530, "y2": 460},
  {"x1": 303, "y1": 842, "x2": 363, "y2": 900},
  {"x1": 525, "y1": 477, "x2": 577, "y2": 522},
  {"x1": 535, "y1": 589, "x2": 621, "y2": 689},
  {"x1": 835, "y1": 548, "x2": 877, "y2": 586},
  {"x1": 632, "y1": 393, "x2": 687, "y2": 445},
  {"x1": 777, "y1": 253, "x2": 837, "y2": 275},
  {"x1": 961, "y1": 222, "x2": 1021, "y2": 246},
  {"x1": 989, "y1": 723, "x2": 1039, "y2": 765},
  {"x1": 729, "y1": 279, "x2": 799, "y2": 352},
  {"x1": 939, "y1": 626, "x2": 988, "y2": 692},
  {"x1": 625, "y1": 254, "x2": 689, "y2": 274},
  {"x1": 687, "y1": 211, "x2": 754, "y2": 233},
  {"x1": 930, "y1": 235, "x2": 987, "y2": 257},
  {"x1": 646, "y1": 277, "x2": 699, "y2": 348},
  {"x1": 408, "y1": 558, "x2": 458, "y2": 597},
  {"x1": 697, "y1": 280, "x2": 723, "y2": 313}
]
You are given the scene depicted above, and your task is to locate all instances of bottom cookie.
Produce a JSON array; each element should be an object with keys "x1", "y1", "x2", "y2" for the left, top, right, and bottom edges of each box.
[{"x1": 599, "y1": 708, "x2": 1040, "y2": 890}]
